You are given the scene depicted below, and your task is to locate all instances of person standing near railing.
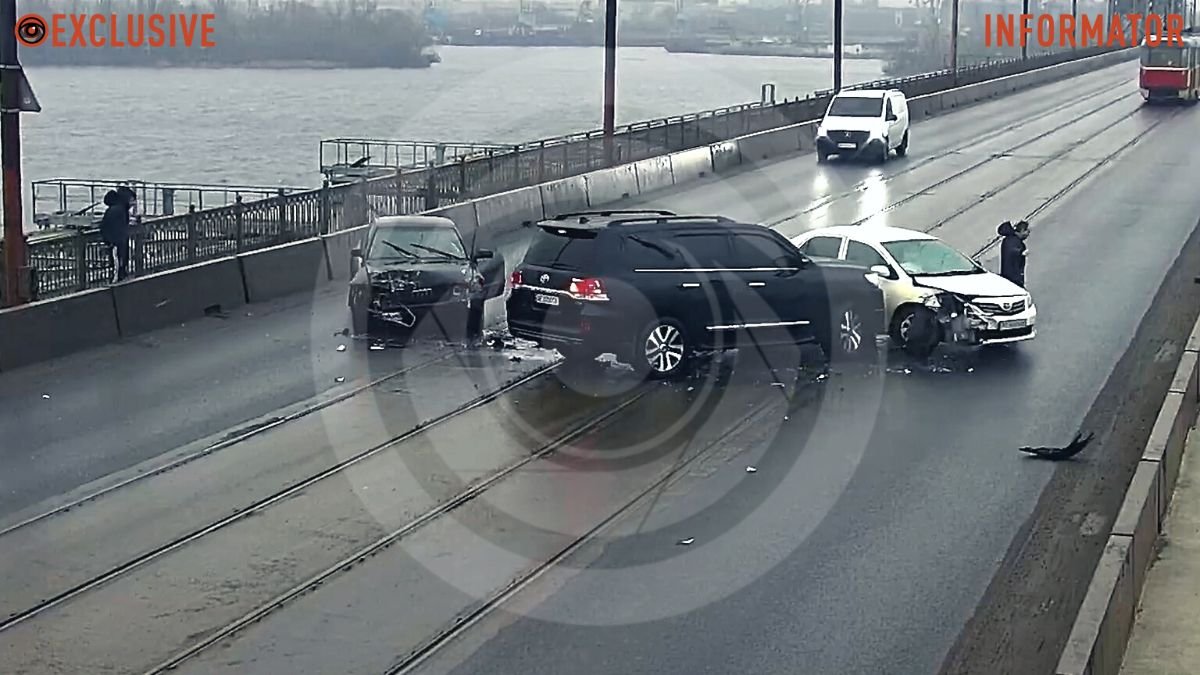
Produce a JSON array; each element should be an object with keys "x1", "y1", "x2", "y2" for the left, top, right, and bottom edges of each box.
[{"x1": 100, "y1": 190, "x2": 131, "y2": 282}]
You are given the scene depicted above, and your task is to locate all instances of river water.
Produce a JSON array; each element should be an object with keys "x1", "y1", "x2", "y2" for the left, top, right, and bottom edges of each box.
[{"x1": 18, "y1": 46, "x2": 883, "y2": 226}]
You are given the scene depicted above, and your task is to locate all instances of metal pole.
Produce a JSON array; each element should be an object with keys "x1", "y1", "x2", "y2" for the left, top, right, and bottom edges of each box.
[
  {"x1": 1021, "y1": 0, "x2": 1029, "y2": 59},
  {"x1": 950, "y1": 0, "x2": 959, "y2": 74},
  {"x1": 833, "y1": 0, "x2": 843, "y2": 91},
  {"x1": 1, "y1": 0, "x2": 27, "y2": 307},
  {"x1": 1072, "y1": 0, "x2": 1078, "y2": 50},
  {"x1": 602, "y1": 0, "x2": 618, "y2": 165}
]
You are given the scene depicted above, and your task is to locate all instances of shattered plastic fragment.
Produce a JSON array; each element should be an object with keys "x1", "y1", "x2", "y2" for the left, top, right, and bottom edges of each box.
[
  {"x1": 677, "y1": 538, "x2": 695, "y2": 546},
  {"x1": 41, "y1": 394, "x2": 50, "y2": 399},
  {"x1": 771, "y1": 382, "x2": 785, "y2": 388},
  {"x1": 335, "y1": 377, "x2": 345, "y2": 383},
  {"x1": 369, "y1": 344, "x2": 385, "y2": 351},
  {"x1": 337, "y1": 345, "x2": 347, "y2": 352},
  {"x1": 967, "y1": 367, "x2": 975, "y2": 373},
  {"x1": 746, "y1": 466, "x2": 757, "y2": 473}
]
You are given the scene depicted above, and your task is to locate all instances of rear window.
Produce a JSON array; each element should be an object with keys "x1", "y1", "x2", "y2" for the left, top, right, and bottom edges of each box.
[
  {"x1": 524, "y1": 227, "x2": 600, "y2": 271},
  {"x1": 1143, "y1": 47, "x2": 1185, "y2": 67}
]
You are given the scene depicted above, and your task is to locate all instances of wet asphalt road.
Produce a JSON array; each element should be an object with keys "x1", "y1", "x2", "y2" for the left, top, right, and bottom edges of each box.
[
  {"x1": 399, "y1": 62, "x2": 1200, "y2": 675},
  {"x1": 1, "y1": 58, "x2": 1195, "y2": 675}
]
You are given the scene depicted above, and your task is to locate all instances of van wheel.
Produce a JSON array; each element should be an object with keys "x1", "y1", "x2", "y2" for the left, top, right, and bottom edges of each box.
[
  {"x1": 634, "y1": 319, "x2": 690, "y2": 379},
  {"x1": 878, "y1": 139, "x2": 890, "y2": 164},
  {"x1": 896, "y1": 131, "x2": 909, "y2": 157},
  {"x1": 892, "y1": 306, "x2": 939, "y2": 359}
]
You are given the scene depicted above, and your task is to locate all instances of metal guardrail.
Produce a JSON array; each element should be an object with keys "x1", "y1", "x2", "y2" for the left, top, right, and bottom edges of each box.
[
  {"x1": 30, "y1": 179, "x2": 309, "y2": 230},
  {"x1": 3, "y1": 45, "x2": 1121, "y2": 303}
]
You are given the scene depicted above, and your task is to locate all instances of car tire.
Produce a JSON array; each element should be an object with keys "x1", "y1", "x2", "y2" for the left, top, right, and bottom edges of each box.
[
  {"x1": 892, "y1": 306, "x2": 939, "y2": 359},
  {"x1": 633, "y1": 319, "x2": 690, "y2": 379},
  {"x1": 822, "y1": 303, "x2": 873, "y2": 364},
  {"x1": 878, "y1": 138, "x2": 889, "y2": 164},
  {"x1": 896, "y1": 131, "x2": 909, "y2": 157}
]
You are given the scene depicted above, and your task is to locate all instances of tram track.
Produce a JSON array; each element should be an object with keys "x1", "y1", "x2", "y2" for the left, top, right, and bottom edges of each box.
[
  {"x1": 763, "y1": 72, "x2": 1137, "y2": 231},
  {"x1": 382, "y1": 378, "x2": 793, "y2": 675},
  {"x1": 0, "y1": 358, "x2": 561, "y2": 635},
  {"x1": 841, "y1": 89, "x2": 1143, "y2": 228},
  {"x1": 0, "y1": 346, "x2": 466, "y2": 540},
  {"x1": 139, "y1": 384, "x2": 661, "y2": 675}
]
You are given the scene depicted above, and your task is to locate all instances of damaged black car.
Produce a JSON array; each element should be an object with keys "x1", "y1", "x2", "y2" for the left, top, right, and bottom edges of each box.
[{"x1": 348, "y1": 215, "x2": 506, "y2": 339}]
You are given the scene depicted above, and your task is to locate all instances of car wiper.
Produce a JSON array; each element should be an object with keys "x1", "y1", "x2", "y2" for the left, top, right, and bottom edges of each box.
[
  {"x1": 380, "y1": 241, "x2": 418, "y2": 258},
  {"x1": 410, "y1": 243, "x2": 464, "y2": 260},
  {"x1": 628, "y1": 235, "x2": 678, "y2": 260}
]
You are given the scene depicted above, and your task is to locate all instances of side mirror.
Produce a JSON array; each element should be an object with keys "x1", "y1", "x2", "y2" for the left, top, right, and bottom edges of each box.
[
  {"x1": 886, "y1": 112, "x2": 898, "y2": 122},
  {"x1": 351, "y1": 247, "x2": 363, "y2": 258},
  {"x1": 869, "y1": 264, "x2": 894, "y2": 279},
  {"x1": 474, "y1": 248, "x2": 494, "y2": 260}
]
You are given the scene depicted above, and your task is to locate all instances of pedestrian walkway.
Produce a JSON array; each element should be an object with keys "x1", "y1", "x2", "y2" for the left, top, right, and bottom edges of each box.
[{"x1": 1121, "y1": 426, "x2": 1200, "y2": 675}]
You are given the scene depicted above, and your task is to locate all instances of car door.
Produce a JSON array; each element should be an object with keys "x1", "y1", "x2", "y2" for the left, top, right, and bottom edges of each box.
[
  {"x1": 728, "y1": 229, "x2": 816, "y2": 345},
  {"x1": 884, "y1": 97, "x2": 900, "y2": 149},
  {"x1": 844, "y1": 239, "x2": 904, "y2": 323},
  {"x1": 657, "y1": 229, "x2": 739, "y2": 350}
]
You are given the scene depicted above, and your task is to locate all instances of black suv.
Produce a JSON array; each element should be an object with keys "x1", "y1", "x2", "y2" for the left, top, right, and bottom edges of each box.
[{"x1": 505, "y1": 210, "x2": 885, "y2": 377}]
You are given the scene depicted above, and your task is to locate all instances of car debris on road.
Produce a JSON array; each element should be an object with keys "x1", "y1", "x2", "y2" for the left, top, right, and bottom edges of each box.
[{"x1": 1019, "y1": 431, "x2": 1095, "y2": 461}]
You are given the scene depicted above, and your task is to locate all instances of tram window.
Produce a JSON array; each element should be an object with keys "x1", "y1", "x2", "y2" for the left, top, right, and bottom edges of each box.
[{"x1": 1144, "y1": 47, "x2": 1184, "y2": 66}]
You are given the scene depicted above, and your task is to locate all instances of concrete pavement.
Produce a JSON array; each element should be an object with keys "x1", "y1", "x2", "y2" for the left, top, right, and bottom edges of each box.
[{"x1": 1120, "y1": 427, "x2": 1200, "y2": 675}]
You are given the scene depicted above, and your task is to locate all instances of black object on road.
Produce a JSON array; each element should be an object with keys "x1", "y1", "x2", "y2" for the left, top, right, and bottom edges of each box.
[{"x1": 1019, "y1": 431, "x2": 1095, "y2": 461}]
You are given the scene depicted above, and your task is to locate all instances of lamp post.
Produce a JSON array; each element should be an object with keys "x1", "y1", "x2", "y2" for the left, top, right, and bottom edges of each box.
[
  {"x1": 833, "y1": 0, "x2": 843, "y2": 91},
  {"x1": 1, "y1": 0, "x2": 38, "y2": 307},
  {"x1": 603, "y1": 0, "x2": 618, "y2": 165}
]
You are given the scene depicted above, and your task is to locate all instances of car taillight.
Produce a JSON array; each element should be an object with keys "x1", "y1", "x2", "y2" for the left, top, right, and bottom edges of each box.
[
  {"x1": 569, "y1": 277, "x2": 609, "y2": 301},
  {"x1": 510, "y1": 270, "x2": 523, "y2": 287}
]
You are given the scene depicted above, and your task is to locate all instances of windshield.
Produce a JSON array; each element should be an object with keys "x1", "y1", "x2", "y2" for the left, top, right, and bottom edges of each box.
[
  {"x1": 368, "y1": 226, "x2": 466, "y2": 262},
  {"x1": 826, "y1": 95, "x2": 884, "y2": 117},
  {"x1": 1143, "y1": 47, "x2": 1185, "y2": 67},
  {"x1": 882, "y1": 239, "x2": 981, "y2": 276}
]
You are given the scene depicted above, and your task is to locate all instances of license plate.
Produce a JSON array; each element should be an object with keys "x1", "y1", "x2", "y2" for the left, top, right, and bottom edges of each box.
[
  {"x1": 837, "y1": 142, "x2": 856, "y2": 149},
  {"x1": 1000, "y1": 319, "x2": 1026, "y2": 330},
  {"x1": 534, "y1": 293, "x2": 559, "y2": 306}
]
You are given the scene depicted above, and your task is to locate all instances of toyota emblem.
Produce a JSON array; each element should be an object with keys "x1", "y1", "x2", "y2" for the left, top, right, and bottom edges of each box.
[{"x1": 539, "y1": 273, "x2": 550, "y2": 284}]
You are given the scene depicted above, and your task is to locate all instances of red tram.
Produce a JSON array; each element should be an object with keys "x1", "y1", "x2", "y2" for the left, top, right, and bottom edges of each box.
[{"x1": 1140, "y1": 30, "x2": 1200, "y2": 104}]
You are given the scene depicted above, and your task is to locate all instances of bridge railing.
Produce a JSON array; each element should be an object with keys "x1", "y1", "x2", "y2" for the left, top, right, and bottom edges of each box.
[{"x1": 6, "y1": 44, "x2": 1119, "y2": 302}]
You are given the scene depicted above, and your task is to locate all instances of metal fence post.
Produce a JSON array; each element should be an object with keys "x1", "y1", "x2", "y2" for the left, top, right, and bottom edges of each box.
[
  {"x1": 277, "y1": 188, "x2": 289, "y2": 241},
  {"x1": 133, "y1": 223, "x2": 145, "y2": 277},
  {"x1": 75, "y1": 230, "x2": 87, "y2": 293},
  {"x1": 234, "y1": 195, "x2": 245, "y2": 253},
  {"x1": 187, "y1": 204, "x2": 198, "y2": 263},
  {"x1": 319, "y1": 180, "x2": 331, "y2": 236},
  {"x1": 537, "y1": 141, "x2": 546, "y2": 183},
  {"x1": 394, "y1": 170, "x2": 404, "y2": 214},
  {"x1": 425, "y1": 170, "x2": 438, "y2": 212}
]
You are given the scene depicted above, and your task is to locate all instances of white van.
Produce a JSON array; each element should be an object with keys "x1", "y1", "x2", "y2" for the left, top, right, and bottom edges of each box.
[{"x1": 815, "y1": 89, "x2": 910, "y2": 164}]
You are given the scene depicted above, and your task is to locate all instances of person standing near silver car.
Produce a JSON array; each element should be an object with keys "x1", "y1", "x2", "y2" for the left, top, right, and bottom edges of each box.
[{"x1": 997, "y1": 220, "x2": 1030, "y2": 288}]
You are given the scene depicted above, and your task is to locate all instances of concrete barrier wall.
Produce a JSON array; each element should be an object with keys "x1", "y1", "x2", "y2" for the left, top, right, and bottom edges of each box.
[
  {"x1": 0, "y1": 288, "x2": 119, "y2": 372},
  {"x1": 112, "y1": 258, "x2": 247, "y2": 337},
  {"x1": 633, "y1": 155, "x2": 675, "y2": 195},
  {"x1": 0, "y1": 49, "x2": 1137, "y2": 372},
  {"x1": 1056, "y1": 311, "x2": 1200, "y2": 675},
  {"x1": 668, "y1": 147, "x2": 713, "y2": 183},
  {"x1": 584, "y1": 165, "x2": 639, "y2": 206},
  {"x1": 472, "y1": 185, "x2": 544, "y2": 241},
  {"x1": 239, "y1": 238, "x2": 329, "y2": 304},
  {"x1": 322, "y1": 225, "x2": 368, "y2": 282},
  {"x1": 540, "y1": 176, "x2": 589, "y2": 217}
]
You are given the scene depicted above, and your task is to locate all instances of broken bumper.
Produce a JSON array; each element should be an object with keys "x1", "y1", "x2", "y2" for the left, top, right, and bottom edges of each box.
[{"x1": 947, "y1": 302, "x2": 1038, "y2": 346}]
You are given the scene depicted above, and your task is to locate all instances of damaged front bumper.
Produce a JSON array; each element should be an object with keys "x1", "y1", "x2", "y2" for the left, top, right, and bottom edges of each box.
[{"x1": 928, "y1": 293, "x2": 1037, "y2": 347}]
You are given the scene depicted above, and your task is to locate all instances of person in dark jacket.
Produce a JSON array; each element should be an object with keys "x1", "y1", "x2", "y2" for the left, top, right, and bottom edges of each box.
[
  {"x1": 997, "y1": 220, "x2": 1029, "y2": 287},
  {"x1": 100, "y1": 190, "x2": 131, "y2": 282}
]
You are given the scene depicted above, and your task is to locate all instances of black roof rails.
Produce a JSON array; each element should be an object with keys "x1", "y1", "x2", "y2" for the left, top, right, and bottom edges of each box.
[
  {"x1": 603, "y1": 215, "x2": 739, "y2": 227},
  {"x1": 547, "y1": 209, "x2": 677, "y2": 223}
]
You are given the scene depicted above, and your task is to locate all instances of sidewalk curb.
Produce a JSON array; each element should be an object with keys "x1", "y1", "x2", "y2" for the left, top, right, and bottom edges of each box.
[{"x1": 1055, "y1": 318, "x2": 1200, "y2": 675}]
